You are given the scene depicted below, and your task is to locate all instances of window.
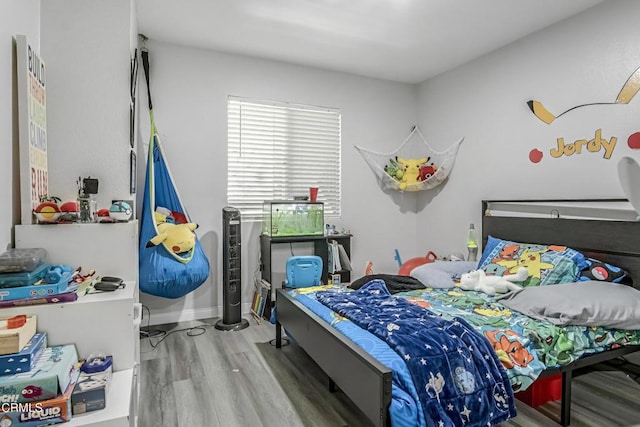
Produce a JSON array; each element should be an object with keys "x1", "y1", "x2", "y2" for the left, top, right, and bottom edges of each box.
[{"x1": 227, "y1": 96, "x2": 341, "y2": 220}]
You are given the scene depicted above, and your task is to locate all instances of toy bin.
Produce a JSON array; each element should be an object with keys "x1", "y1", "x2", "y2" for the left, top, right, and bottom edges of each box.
[
  {"x1": 262, "y1": 201, "x2": 324, "y2": 237},
  {"x1": 515, "y1": 373, "x2": 562, "y2": 407}
]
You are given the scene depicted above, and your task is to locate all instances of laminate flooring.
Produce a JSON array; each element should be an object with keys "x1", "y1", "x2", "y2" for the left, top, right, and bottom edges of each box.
[{"x1": 139, "y1": 318, "x2": 640, "y2": 427}]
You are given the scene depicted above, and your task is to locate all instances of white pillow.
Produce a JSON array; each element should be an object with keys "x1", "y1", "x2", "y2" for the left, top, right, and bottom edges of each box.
[{"x1": 410, "y1": 260, "x2": 478, "y2": 289}]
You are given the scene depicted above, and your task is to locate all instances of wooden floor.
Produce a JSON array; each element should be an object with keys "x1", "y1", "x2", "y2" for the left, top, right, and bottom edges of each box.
[{"x1": 139, "y1": 318, "x2": 640, "y2": 427}]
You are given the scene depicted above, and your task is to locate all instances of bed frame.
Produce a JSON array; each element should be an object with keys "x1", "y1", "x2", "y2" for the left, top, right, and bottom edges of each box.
[{"x1": 275, "y1": 199, "x2": 640, "y2": 426}]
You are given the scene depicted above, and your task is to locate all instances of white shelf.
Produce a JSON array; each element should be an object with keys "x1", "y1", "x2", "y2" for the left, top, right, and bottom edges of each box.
[
  {"x1": 11, "y1": 221, "x2": 140, "y2": 426},
  {"x1": 15, "y1": 221, "x2": 139, "y2": 281},
  {"x1": 0, "y1": 282, "x2": 138, "y2": 372},
  {"x1": 68, "y1": 369, "x2": 134, "y2": 427}
]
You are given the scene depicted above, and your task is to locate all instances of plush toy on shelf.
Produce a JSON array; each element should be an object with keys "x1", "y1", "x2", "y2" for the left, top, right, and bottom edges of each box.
[{"x1": 459, "y1": 267, "x2": 528, "y2": 295}]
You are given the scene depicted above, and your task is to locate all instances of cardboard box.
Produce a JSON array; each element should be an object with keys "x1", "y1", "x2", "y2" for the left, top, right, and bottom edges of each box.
[
  {"x1": 0, "y1": 315, "x2": 37, "y2": 356},
  {"x1": 0, "y1": 332, "x2": 46, "y2": 376},
  {"x1": 0, "y1": 366, "x2": 79, "y2": 426},
  {"x1": 0, "y1": 344, "x2": 78, "y2": 403},
  {"x1": 71, "y1": 363, "x2": 112, "y2": 415}
]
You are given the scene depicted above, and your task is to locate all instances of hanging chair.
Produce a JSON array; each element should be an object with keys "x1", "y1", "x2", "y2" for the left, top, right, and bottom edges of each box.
[
  {"x1": 355, "y1": 127, "x2": 463, "y2": 192},
  {"x1": 138, "y1": 47, "x2": 210, "y2": 299}
]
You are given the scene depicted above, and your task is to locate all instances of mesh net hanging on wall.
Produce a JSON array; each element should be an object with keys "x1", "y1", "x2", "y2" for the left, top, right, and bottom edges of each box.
[{"x1": 355, "y1": 127, "x2": 464, "y2": 192}]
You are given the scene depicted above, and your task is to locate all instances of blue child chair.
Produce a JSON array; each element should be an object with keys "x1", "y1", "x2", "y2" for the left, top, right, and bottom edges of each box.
[
  {"x1": 284, "y1": 255, "x2": 323, "y2": 289},
  {"x1": 271, "y1": 256, "x2": 323, "y2": 327}
]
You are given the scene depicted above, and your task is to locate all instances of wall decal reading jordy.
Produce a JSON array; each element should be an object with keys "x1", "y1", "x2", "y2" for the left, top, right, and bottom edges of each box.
[
  {"x1": 550, "y1": 129, "x2": 616, "y2": 160},
  {"x1": 526, "y1": 65, "x2": 640, "y2": 164}
]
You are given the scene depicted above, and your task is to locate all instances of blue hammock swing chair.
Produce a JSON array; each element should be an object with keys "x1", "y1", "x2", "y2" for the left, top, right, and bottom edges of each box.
[{"x1": 138, "y1": 47, "x2": 210, "y2": 299}]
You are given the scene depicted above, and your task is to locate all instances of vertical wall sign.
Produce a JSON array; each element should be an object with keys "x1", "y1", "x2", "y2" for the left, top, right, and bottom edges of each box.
[{"x1": 16, "y1": 35, "x2": 48, "y2": 224}]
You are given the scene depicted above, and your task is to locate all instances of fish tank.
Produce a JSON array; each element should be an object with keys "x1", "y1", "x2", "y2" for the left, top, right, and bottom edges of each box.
[{"x1": 262, "y1": 201, "x2": 324, "y2": 237}]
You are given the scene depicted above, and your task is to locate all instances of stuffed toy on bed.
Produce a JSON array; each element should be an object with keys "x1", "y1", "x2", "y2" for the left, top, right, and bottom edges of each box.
[{"x1": 459, "y1": 267, "x2": 528, "y2": 295}]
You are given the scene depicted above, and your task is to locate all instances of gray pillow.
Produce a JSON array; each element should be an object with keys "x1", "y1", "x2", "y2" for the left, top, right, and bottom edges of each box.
[
  {"x1": 410, "y1": 260, "x2": 478, "y2": 289},
  {"x1": 497, "y1": 281, "x2": 640, "y2": 329}
]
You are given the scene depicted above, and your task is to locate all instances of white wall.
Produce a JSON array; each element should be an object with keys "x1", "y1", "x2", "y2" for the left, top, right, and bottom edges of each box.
[
  {"x1": 416, "y1": 0, "x2": 640, "y2": 256},
  {"x1": 41, "y1": 0, "x2": 134, "y2": 210},
  {"x1": 0, "y1": 1, "x2": 40, "y2": 250},
  {"x1": 138, "y1": 41, "x2": 418, "y2": 324}
]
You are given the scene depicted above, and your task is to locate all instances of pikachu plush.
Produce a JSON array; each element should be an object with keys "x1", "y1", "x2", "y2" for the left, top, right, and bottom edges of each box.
[{"x1": 396, "y1": 157, "x2": 428, "y2": 190}]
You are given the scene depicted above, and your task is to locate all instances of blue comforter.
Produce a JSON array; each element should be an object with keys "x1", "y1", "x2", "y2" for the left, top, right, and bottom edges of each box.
[{"x1": 317, "y1": 280, "x2": 516, "y2": 427}]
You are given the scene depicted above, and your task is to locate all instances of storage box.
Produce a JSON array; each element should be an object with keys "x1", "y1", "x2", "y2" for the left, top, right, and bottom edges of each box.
[
  {"x1": 0, "y1": 268, "x2": 73, "y2": 302},
  {"x1": 0, "y1": 332, "x2": 46, "y2": 375},
  {"x1": 0, "y1": 366, "x2": 79, "y2": 427},
  {"x1": 0, "y1": 249, "x2": 47, "y2": 274},
  {"x1": 515, "y1": 373, "x2": 562, "y2": 407},
  {"x1": 0, "y1": 344, "x2": 78, "y2": 403},
  {"x1": 71, "y1": 358, "x2": 112, "y2": 415},
  {"x1": 262, "y1": 201, "x2": 324, "y2": 237},
  {"x1": 0, "y1": 263, "x2": 49, "y2": 289},
  {"x1": 0, "y1": 315, "x2": 37, "y2": 355}
]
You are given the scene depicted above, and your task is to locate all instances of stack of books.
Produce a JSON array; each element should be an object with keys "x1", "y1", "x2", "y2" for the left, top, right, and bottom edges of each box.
[
  {"x1": 251, "y1": 279, "x2": 271, "y2": 321},
  {"x1": 327, "y1": 240, "x2": 352, "y2": 274},
  {"x1": 0, "y1": 249, "x2": 79, "y2": 307},
  {"x1": 0, "y1": 314, "x2": 81, "y2": 426}
]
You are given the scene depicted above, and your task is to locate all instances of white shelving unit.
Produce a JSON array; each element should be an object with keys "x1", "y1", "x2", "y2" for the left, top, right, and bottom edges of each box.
[
  {"x1": 13, "y1": 221, "x2": 140, "y2": 427},
  {"x1": 68, "y1": 369, "x2": 134, "y2": 427}
]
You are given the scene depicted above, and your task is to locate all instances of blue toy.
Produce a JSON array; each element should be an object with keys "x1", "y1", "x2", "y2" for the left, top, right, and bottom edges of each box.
[{"x1": 284, "y1": 256, "x2": 323, "y2": 288}]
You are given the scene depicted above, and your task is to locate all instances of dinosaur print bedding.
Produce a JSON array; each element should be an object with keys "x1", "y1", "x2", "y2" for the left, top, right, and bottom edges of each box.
[{"x1": 400, "y1": 284, "x2": 640, "y2": 392}]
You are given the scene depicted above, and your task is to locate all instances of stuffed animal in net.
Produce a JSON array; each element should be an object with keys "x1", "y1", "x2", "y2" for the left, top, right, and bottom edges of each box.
[
  {"x1": 459, "y1": 267, "x2": 528, "y2": 295},
  {"x1": 396, "y1": 157, "x2": 428, "y2": 190}
]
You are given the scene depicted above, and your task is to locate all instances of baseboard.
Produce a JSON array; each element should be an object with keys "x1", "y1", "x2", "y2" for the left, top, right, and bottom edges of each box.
[{"x1": 142, "y1": 303, "x2": 253, "y2": 326}]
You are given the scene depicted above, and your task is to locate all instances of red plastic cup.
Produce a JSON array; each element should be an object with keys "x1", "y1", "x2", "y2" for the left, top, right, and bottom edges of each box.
[{"x1": 309, "y1": 187, "x2": 318, "y2": 202}]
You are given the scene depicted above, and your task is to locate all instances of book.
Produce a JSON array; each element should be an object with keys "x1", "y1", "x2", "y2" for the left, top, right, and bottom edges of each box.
[
  {"x1": 251, "y1": 278, "x2": 271, "y2": 318},
  {"x1": 337, "y1": 244, "x2": 352, "y2": 271},
  {"x1": 329, "y1": 240, "x2": 341, "y2": 273}
]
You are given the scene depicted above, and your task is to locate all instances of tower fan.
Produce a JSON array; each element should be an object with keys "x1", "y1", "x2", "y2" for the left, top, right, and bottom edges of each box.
[{"x1": 215, "y1": 207, "x2": 250, "y2": 331}]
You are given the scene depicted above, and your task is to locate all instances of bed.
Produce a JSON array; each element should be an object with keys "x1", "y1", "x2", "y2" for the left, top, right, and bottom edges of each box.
[{"x1": 274, "y1": 199, "x2": 640, "y2": 426}]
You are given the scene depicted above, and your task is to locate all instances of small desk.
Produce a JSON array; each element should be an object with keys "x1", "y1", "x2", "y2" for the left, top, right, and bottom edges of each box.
[{"x1": 259, "y1": 233, "x2": 352, "y2": 317}]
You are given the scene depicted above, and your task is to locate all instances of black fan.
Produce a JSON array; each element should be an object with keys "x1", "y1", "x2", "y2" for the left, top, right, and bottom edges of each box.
[{"x1": 215, "y1": 207, "x2": 249, "y2": 331}]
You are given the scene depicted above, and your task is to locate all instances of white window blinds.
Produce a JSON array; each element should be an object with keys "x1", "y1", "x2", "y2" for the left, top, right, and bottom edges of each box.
[{"x1": 227, "y1": 96, "x2": 341, "y2": 220}]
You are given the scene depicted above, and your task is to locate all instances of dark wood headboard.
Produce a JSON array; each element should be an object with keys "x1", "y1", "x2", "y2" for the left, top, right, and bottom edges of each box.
[{"x1": 481, "y1": 199, "x2": 640, "y2": 288}]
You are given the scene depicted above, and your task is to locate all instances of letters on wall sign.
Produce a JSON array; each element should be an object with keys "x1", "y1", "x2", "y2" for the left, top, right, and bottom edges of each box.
[
  {"x1": 526, "y1": 65, "x2": 640, "y2": 164},
  {"x1": 550, "y1": 129, "x2": 616, "y2": 160},
  {"x1": 16, "y1": 35, "x2": 48, "y2": 224}
]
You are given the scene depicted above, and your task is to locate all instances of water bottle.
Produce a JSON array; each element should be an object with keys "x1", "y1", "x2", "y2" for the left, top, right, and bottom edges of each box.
[{"x1": 467, "y1": 223, "x2": 478, "y2": 262}]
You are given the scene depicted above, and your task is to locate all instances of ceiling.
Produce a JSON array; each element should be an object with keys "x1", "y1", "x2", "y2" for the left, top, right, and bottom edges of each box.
[{"x1": 136, "y1": 0, "x2": 605, "y2": 84}]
